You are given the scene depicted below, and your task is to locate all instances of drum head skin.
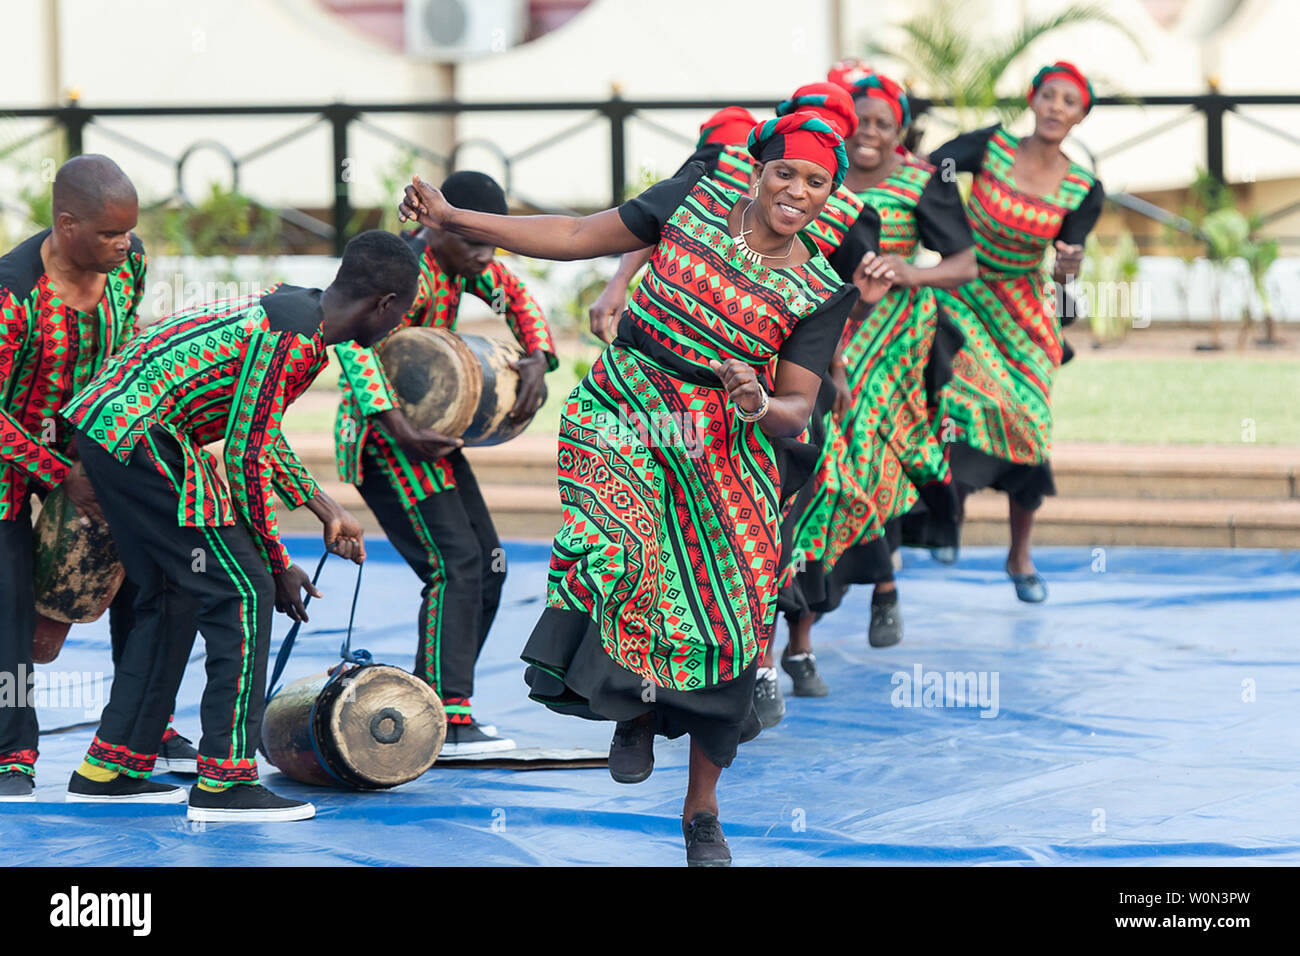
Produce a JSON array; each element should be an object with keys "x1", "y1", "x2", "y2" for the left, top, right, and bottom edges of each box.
[
  {"x1": 322, "y1": 665, "x2": 447, "y2": 788},
  {"x1": 264, "y1": 666, "x2": 447, "y2": 790},
  {"x1": 379, "y1": 327, "x2": 480, "y2": 439},
  {"x1": 378, "y1": 327, "x2": 545, "y2": 447}
]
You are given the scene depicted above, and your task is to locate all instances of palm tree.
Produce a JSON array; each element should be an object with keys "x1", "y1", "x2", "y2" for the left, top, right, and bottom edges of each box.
[{"x1": 865, "y1": 0, "x2": 1144, "y2": 133}]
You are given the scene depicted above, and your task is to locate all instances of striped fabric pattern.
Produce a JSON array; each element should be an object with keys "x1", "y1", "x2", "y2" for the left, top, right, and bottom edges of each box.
[
  {"x1": 62, "y1": 294, "x2": 327, "y2": 573},
  {"x1": 546, "y1": 176, "x2": 844, "y2": 692},
  {"x1": 786, "y1": 155, "x2": 952, "y2": 573},
  {"x1": 0, "y1": 233, "x2": 146, "y2": 520},
  {"x1": 938, "y1": 127, "x2": 1097, "y2": 464}
]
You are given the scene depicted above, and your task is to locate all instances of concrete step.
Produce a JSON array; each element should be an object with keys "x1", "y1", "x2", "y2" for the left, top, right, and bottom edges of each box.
[
  {"x1": 961, "y1": 492, "x2": 1300, "y2": 549},
  {"x1": 292, "y1": 434, "x2": 1300, "y2": 501},
  {"x1": 279, "y1": 476, "x2": 1300, "y2": 550},
  {"x1": 1050, "y1": 443, "x2": 1299, "y2": 501}
]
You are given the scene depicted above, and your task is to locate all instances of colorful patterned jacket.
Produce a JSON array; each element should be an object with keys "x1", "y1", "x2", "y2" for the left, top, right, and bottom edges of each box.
[
  {"x1": 0, "y1": 230, "x2": 146, "y2": 520},
  {"x1": 333, "y1": 231, "x2": 557, "y2": 503},
  {"x1": 63, "y1": 286, "x2": 329, "y2": 573}
]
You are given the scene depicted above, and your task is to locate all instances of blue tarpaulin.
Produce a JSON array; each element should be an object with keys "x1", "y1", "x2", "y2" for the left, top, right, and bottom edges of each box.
[{"x1": 4, "y1": 539, "x2": 1298, "y2": 866}]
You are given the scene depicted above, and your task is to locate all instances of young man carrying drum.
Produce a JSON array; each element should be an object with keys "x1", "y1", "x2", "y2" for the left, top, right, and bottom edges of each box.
[
  {"x1": 59, "y1": 231, "x2": 417, "y2": 821},
  {"x1": 334, "y1": 171, "x2": 556, "y2": 755},
  {"x1": 0, "y1": 156, "x2": 201, "y2": 800}
]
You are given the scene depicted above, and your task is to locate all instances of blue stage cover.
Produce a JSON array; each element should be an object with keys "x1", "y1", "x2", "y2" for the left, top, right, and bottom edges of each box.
[{"x1": 5, "y1": 539, "x2": 1298, "y2": 866}]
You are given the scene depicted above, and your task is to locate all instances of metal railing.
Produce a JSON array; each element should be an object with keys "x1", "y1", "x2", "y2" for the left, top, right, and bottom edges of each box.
[{"x1": 3, "y1": 91, "x2": 1299, "y2": 254}]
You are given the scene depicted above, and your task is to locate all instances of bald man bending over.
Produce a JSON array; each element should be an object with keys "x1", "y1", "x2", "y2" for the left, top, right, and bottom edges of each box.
[{"x1": 0, "y1": 155, "x2": 161, "y2": 800}]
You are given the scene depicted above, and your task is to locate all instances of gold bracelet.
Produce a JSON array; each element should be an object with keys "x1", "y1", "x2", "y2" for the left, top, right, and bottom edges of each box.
[{"x1": 734, "y1": 389, "x2": 770, "y2": 423}]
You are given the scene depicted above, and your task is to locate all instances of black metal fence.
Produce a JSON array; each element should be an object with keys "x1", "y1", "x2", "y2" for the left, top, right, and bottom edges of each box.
[{"x1": 3, "y1": 92, "x2": 1299, "y2": 255}]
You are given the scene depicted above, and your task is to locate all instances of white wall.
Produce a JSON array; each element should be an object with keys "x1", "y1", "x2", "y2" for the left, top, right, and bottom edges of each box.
[
  {"x1": 0, "y1": 0, "x2": 454, "y2": 211},
  {"x1": 843, "y1": 0, "x2": 1300, "y2": 193},
  {"x1": 1, "y1": 0, "x2": 1297, "y2": 218}
]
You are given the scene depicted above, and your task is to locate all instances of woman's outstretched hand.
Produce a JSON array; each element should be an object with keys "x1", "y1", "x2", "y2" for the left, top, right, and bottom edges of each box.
[
  {"x1": 398, "y1": 175, "x2": 454, "y2": 230},
  {"x1": 852, "y1": 251, "x2": 897, "y2": 304}
]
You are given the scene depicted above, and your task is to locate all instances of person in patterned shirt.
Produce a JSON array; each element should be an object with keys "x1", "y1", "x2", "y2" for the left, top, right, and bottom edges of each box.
[
  {"x1": 0, "y1": 155, "x2": 158, "y2": 802},
  {"x1": 334, "y1": 171, "x2": 556, "y2": 756},
  {"x1": 59, "y1": 231, "x2": 418, "y2": 822}
]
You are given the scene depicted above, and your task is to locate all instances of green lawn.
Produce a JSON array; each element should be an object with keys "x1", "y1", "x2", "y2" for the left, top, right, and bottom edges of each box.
[
  {"x1": 285, "y1": 353, "x2": 1300, "y2": 447},
  {"x1": 1053, "y1": 358, "x2": 1300, "y2": 445}
]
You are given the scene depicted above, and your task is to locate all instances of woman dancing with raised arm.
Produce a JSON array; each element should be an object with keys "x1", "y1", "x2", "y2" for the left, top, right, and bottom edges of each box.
[
  {"x1": 401, "y1": 113, "x2": 892, "y2": 866},
  {"x1": 930, "y1": 61, "x2": 1105, "y2": 603}
]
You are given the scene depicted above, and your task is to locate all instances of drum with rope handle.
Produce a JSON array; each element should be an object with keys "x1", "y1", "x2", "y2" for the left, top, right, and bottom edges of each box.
[
  {"x1": 31, "y1": 485, "x2": 127, "y2": 663},
  {"x1": 377, "y1": 326, "x2": 545, "y2": 447},
  {"x1": 261, "y1": 664, "x2": 447, "y2": 790}
]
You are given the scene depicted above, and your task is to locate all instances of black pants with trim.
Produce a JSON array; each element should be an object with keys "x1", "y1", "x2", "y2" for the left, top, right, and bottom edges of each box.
[
  {"x1": 76, "y1": 430, "x2": 273, "y2": 784},
  {"x1": 357, "y1": 449, "x2": 503, "y2": 718}
]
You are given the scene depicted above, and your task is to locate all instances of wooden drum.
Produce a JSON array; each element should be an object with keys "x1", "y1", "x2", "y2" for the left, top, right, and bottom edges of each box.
[
  {"x1": 261, "y1": 664, "x2": 447, "y2": 790},
  {"x1": 378, "y1": 327, "x2": 545, "y2": 447},
  {"x1": 32, "y1": 486, "x2": 126, "y2": 663}
]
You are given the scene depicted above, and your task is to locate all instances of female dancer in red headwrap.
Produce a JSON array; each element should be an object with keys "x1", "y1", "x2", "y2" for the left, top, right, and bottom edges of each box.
[
  {"x1": 930, "y1": 62, "x2": 1105, "y2": 603},
  {"x1": 401, "y1": 112, "x2": 893, "y2": 866}
]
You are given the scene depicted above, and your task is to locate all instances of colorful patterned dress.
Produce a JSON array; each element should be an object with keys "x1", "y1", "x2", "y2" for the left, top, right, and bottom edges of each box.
[
  {"x1": 782, "y1": 153, "x2": 972, "y2": 614},
  {"x1": 931, "y1": 126, "x2": 1104, "y2": 509},
  {"x1": 522, "y1": 164, "x2": 855, "y2": 767}
]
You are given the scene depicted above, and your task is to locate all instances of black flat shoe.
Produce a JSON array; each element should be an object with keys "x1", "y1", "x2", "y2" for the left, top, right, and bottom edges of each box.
[
  {"x1": 608, "y1": 717, "x2": 654, "y2": 784},
  {"x1": 683, "y1": 812, "x2": 731, "y2": 867},
  {"x1": 0, "y1": 770, "x2": 35, "y2": 802}
]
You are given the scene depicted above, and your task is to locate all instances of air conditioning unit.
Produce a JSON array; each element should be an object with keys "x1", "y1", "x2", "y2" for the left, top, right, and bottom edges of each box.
[{"x1": 405, "y1": 0, "x2": 528, "y2": 61}]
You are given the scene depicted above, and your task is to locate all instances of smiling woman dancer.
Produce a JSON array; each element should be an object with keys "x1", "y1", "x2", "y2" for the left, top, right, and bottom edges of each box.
[
  {"x1": 930, "y1": 61, "x2": 1105, "y2": 603},
  {"x1": 401, "y1": 113, "x2": 892, "y2": 866},
  {"x1": 780, "y1": 71, "x2": 975, "y2": 681}
]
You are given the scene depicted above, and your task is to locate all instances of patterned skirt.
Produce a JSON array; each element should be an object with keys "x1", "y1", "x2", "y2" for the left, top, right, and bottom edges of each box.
[
  {"x1": 936, "y1": 270, "x2": 1059, "y2": 510},
  {"x1": 521, "y1": 345, "x2": 777, "y2": 767},
  {"x1": 783, "y1": 285, "x2": 958, "y2": 595}
]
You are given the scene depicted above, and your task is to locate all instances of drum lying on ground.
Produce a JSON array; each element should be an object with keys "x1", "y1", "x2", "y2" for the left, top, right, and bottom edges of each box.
[
  {"x1": 261, "y1": 664, "x2": 447, "y2": 790},
  {"x1": 378, "y1": 327, "x2": 545, "y2": 448}
]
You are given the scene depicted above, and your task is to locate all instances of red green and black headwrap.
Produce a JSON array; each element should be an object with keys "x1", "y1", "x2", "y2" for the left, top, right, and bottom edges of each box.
[
  {"x1": 850, "y1": 73, "x2": 911, "y2": 129},
  {"x1": 827, "y1": 58, "x2": 873, "y2": 93},
  {"x1": 747, "y1": 112, "x2": 849, "y2": 189},
  {"x1": 776, "y1": 82, "x2": 858, "y2": 139},
  {"x1": 696, "y1": 106, "x2": 759, "y2": 149},
  {"x1": 1028, "y1": 61, "x2": 1093, "y2": 113}
]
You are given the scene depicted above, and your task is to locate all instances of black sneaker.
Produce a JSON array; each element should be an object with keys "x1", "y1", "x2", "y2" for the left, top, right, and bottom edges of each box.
[
  {"x1": 781, "y1": 651, "x2": 829, "y2": 697},
  {"x1": 187, "y1": 783, "x2": 315, "y2": 823},
  {"x1": 753, "y1": 667, "x2": 785, "y2": 728},
  {"x1": 869, "y1": 595, "x2": 903, "y2": 648},
  {"x1": 155, "y1": 730, "x2": 198, "y2": 775},
  {"x1": 608, "y1": 716, "x2": 654, "y2": 784},
  {"x1": 439, "y1": 722, "x2": 517, "y2": 757},
  {"x1": 683, "y1": 811, "x2": 731, "y2": 867},
  {"x1": 66, "y1": 771, "x2": 187, "y2": 804},
  {"x1": 0, "y1": 770, "x2": 35, "y2": 802}
]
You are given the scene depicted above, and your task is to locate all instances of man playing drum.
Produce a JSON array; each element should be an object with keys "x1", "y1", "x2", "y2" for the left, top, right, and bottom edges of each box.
[
  {"x1": 0, "y1": 156, "x2": 200, "y2": 800},
  {"x1": 59, "y1": 231, "x2": 417, "y2": 821},
  {"x1": 334, "y1": 171, "x2": 556, "y2": 756}
]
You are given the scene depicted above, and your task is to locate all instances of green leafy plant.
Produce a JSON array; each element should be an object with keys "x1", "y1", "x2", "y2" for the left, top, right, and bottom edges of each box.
[
  {"x1": 865, "y1": 0, "x2": 1143, "y2": 132},
  {"x1": 139, "y1": 182, "x2": 281, "y2": 259}
]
